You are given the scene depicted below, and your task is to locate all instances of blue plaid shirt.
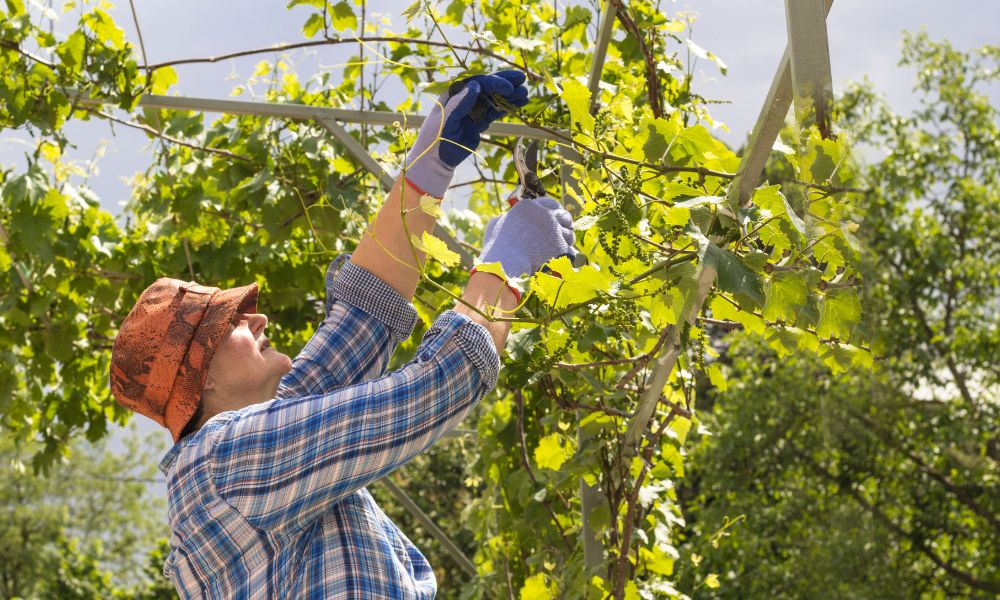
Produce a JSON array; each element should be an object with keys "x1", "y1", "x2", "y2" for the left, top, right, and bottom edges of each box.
[{"x1": 158, "y1": 255, "x2": 500, "y2": 599}]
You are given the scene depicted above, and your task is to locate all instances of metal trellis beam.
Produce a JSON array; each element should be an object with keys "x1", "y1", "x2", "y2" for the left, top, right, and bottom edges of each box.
[
  {"x1": 72, "y1": 91, "x2": 561, "y2": 142},
  {"x1": 725, "y1": 0, "x2": 834, "y2": 208},
  {"x1": 587, "y1": 0, "x2": 618, "y2": 113},
  {"x1": 784, "y1": 0, "x2": 835, "y2": 138},
  {"x1": 381, "y1": 476, "x2": 478, "y2": 577}
]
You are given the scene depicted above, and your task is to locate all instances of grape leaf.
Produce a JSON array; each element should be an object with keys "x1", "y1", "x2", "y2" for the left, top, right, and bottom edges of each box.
[
  {"x1": 84, "y1": 9, "x2": 124, "y2": 50},
  {"x1": 531, "y1": 255, "x2": 615, "y2": 308},
  {"x1": 418, "y1": 194, "x2": 442, "y2": 218},
  {"x1": 701, "y1": 244, "x2": 765, "y2": 308},
  {"x1": 149, "y1": 67, "x2": 177, "y2": 95},
  {"x1": 330, "y1": 1, "x2": 356, "y2": 31},
  {"x1": 762, "y1": 271, "x2": 808, "y2": 322},
  {"x1": 573, "y1": 214, "x2": 600, "y2": 231},
  {"x1": 534, "y1": 433, "x2": 572, "y2": 471},
  {"x1": 56, "y1": 31, "x2": 86, "y2": 75},
  {"x1": 709, "y1": 295, "x2": 765, "y2": 335},
  {"x1": 410, "y1": 231, "x2": 459, "y2": 267},
  {"x1": 817, "y1": 287, "x2": 861, "y2": 340},
  {"x1": 301, "y1": 13, "x2": 324, "y2": 38},
  {"x1": 753, "y1": 185, "x2": 806, "y2": 235},
  {"x1": 561, "y1": 78, "x2": 594, "y2": 140}
]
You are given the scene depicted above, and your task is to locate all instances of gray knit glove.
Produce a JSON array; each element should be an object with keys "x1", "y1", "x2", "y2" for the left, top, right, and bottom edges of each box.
[{"x1": 478, "y1": 196, "x2": 576, "y2": 278}]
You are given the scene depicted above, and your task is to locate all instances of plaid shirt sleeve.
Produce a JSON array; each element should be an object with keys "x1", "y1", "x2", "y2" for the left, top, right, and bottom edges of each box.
[
  {"x1": 209, "y1": 261, "x2": 500, "y2": 534},
  {"x1": 275, "y1": 254, "x2": 418, "y2": 399}
]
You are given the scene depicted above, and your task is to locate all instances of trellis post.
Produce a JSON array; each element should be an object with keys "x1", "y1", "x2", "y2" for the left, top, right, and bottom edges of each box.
[
  {"x1": 621, "y1": 1, "x2": 837, "y2": 457},
  {"x1": 784, "y1": 0, "x2": 835, "y2": 139},
  {"x1": 573, "y1": 0, "x2": 620, "y2": 573},
  {"x1": 725, "y1": 0, "x2": 835, "y2": 208}
]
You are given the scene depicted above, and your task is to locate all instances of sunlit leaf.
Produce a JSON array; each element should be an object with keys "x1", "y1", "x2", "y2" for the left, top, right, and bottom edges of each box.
[
  {"x1": 561, "y1": 78, "x2": 594, "y2": 140},
  {"x1": 301, "y1": 13, "x2": 324, "y2": 38},
  {"x1": 149, "y1": 66, "x2": 177, "y2": 95},
  {"x1": 534, "y1": 433, "x2": 573, "y2": 471},
  {"x1": 418, "y1": 194, "x2": 442, "y2": 218},
  {"x1": 520, "y1": 573, "x2": 556, "y2": 600},
  {"x1": 817, "y1": 287, "x2": 861, "y2": 340},
  {"x1": 410, "y1": 231, "x2": 460, "y2": 267},
  {"x1": 762, "y1": 271, "x2": 808, "y2": 322}
]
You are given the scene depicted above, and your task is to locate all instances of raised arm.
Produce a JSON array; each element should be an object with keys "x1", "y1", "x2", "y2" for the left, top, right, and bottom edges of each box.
[
  {"x1": 213, "y1": 196, "x2": 577, "y2": 535},
  {"x1": 351, "y1": 70, "x2": 529, "y2": 300},
  {"x1": 275, "y1": 254, "x2": 419, "y2": 400},
  {"x1": 213, "y1": 308, "x2": 500, "y2": 534},
  {"x1": 276, "y1": 71, "x2": 528, "y2": 398}
]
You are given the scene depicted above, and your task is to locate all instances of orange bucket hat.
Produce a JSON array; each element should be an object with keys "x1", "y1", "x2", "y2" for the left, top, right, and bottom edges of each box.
[{"x1": 110, "y1": 278, "x2": 258, "y2": 442}]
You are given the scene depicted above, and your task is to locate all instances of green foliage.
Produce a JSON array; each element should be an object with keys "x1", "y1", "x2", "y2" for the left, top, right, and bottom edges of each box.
[
  {"x1": 0, "y1": 1, "x2": 869, "y2": 597},
  {"x1": 0, "y1": 427, "x2": 175, "y2": 598},
  {"x1": 678, "y1": 33, "x2": 1000, "y2": 598}
]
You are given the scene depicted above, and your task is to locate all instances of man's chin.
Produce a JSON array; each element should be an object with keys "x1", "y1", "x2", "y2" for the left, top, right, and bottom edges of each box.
[{"x1": 267, "y1": 349, "x2": 293, "y2": 371}]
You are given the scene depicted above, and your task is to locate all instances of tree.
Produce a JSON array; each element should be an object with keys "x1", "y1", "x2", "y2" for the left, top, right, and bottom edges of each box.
[
  {"x1": 0, "y1": 1, "x2": 867, "y2": 596},
  {"x1": 676, "y1": 32, "x2": 999, "y2": 598},
  {"x1": 0, "y1": 426, "x2": 176, "y2": 598}
]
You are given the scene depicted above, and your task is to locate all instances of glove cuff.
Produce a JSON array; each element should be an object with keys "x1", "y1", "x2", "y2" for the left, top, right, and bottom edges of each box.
[{"x1": 402, "y1": 150, "x2": 454, "y2": 199}]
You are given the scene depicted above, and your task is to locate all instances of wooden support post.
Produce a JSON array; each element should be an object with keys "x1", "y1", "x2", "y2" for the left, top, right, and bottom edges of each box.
[
  {"x1": 620, "y1": 265, "x2": 717, "y2": 454},
  {"x1": 559, "y1": 143, "x2": 604, "y2": 571},
  {"x1": 587, "y1": 1, "x2": 618, "y2": 114}
]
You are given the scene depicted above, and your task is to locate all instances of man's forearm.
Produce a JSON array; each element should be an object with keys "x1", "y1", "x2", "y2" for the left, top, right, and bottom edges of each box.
[
  {"x1": 452, "y1": 271, "x2": 517, "y2": 355},
  {"x1": 350, "y1": 176, "x2": 435, "y2": 301}
]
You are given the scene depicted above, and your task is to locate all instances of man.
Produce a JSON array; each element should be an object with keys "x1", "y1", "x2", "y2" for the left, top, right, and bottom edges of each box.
[{"x1": 109, "y1": 70, "x2": 577, "y2": 598}]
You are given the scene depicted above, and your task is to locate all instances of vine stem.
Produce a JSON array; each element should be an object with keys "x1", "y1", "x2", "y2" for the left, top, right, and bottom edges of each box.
[
  {"x1": 608, "y1": 0, "x2": 663, "y2": 117},
  {"x1": 143, "y1": 36, "x2": 540, "y2": 79},
  {"x1": 501, "y1": 99, "x2": 738, "y2": 180},
  {"x1": 127, "y1": 0, "x2": 149, "y2": 75},
  {"x1": 612, "y1": 323, "x2": 677, "y2": 390},
  {"x1": 81, "y1": 107, "x2": 252, "y2": 161},
  {"x1": 612, "y1": 407, "x2": 679, "y2": 598}
]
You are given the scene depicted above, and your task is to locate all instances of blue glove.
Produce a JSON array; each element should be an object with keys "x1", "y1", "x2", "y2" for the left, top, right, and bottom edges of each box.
[
  {"x1": 478, "y1": 196, "x2": 576, "y2": 279},
  {"x1": 405, "y1": 70, "x2": 529, "y2": 198}
]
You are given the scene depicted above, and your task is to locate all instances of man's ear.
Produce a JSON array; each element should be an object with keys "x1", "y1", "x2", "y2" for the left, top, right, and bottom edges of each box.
[{"x1": 203, "y1": 372, "x2": 217, "y2": 392}]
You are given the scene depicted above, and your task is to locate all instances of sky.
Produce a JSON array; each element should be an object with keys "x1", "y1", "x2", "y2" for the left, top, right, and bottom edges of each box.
[{"x1": 3, "y1": 0, "x2": 998, "y2": 499}]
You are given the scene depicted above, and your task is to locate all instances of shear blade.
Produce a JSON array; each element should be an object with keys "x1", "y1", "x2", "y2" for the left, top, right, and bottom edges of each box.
[{"x1": 524, "y1": 140, "x2": 539, "y2": 174}]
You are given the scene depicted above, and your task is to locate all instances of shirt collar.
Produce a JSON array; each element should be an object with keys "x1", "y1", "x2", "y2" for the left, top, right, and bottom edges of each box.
[{"x1": 158, "y1": 442, "x2": 183, "y2": 476}]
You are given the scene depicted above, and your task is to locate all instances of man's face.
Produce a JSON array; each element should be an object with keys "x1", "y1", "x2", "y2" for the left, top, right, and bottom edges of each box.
[{"x1": 204, "y1": 312, "x2": 293, "y2": 408}]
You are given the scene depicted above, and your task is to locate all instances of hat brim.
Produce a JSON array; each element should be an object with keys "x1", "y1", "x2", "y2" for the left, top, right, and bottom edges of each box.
[{"x1": 164, "y1": 282, "x2": 259, "y2": 442}]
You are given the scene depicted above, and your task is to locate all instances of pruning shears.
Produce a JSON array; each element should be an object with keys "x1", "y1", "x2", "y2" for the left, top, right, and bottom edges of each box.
[
  {"x1": 508, "y1": 138, "x2": 547, "y2": 208},
  {"x1": 509, "y1": 138, "x2": 589, "y2": 274}
]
